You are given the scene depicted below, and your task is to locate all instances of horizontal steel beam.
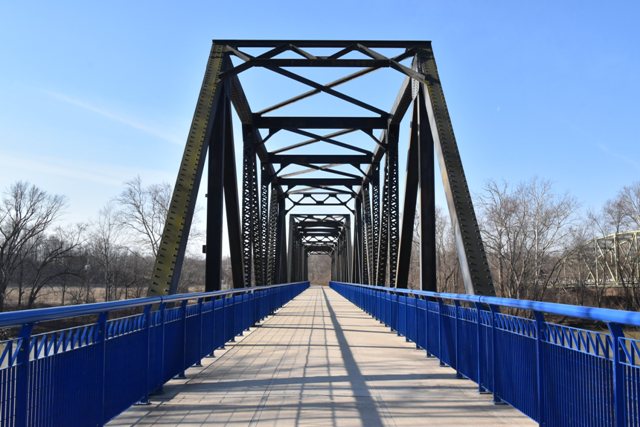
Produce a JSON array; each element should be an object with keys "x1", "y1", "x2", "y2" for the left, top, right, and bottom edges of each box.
[
  {"x1": 238, "y1": 59, "x2": 391, "y2": 68},
  {"x1": 253, "y1": 116, "x2": 388, "y2": 130},
  {"x1": 305, "y1": 247, "x2": 334, "y2": 253},
  {"x1": 215, "y1": 40, "x2": 431, "y2": 48},
  {"x1": 295, "y1": 221, "x2": 346, "y2": 227},
  {"x1": 279, "y1": 178, "x2": 362, "y2": 187},
  {"x1": 270, "y1": 154, "x2": 372, "y2": 164}
]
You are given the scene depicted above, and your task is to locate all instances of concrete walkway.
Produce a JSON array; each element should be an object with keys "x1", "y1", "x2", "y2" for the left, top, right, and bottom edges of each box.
[{"x1": 110, "y1": 286, "x2": 534, "y2": 426}]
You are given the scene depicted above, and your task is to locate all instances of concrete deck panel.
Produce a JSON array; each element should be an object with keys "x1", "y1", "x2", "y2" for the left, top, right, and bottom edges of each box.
[{"x1": 110, "y1": 286, "x2": 534, "y2": 426}]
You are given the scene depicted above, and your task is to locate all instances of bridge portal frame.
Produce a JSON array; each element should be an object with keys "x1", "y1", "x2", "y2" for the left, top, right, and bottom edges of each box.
[{"x1": 147, "y1": 40, "x2": 495, "y2": 296}]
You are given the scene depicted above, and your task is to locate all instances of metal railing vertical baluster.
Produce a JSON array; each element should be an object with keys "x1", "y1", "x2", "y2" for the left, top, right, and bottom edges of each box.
[
  {"x1": 533, "y1": 311, "x2": 546, "y2": 425},
  {"x1": 196, "y1": 298, "x2": 204, "y2": 366},
  {"x1": 156, "y1": 302, "x2": 166, "y2": 392},
  {"x1": 15, "y1": 322, "x2": 33, "y2": 427},
  {"x1": 177, "y1": 300, "x2": 188, "y2": 378},
  {"x1": 438, "y1": 299, "x2": 445, "y2": 367},
  {"x1": 474, "y1": 302, "x2": 484, "y2": 392},
  {"x1": 96, "y1": 313, "x2": 107, "y2": 425},
  {"x1": 139, "y1": 306, "x2": 152, "y2": 405},
  {"x1": 489, "y1": 304, "x2": 501, "y2": 404},
  {"x1": 454, "y1": 300, "x2": 461, "y2": 378},
  {"x1": 608, "y1": 322, "x2": 626, "y2": 427}
]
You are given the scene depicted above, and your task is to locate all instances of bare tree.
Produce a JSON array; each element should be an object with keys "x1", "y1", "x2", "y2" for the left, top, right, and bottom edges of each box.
[
  {"x1": 0, "y1": 182, "x2": 65, "y2": 310},
  {"x1": 406, "y1": 207, "x2": 462, "y2": 292},
  {"x1": 116, "y1": 176, "x2": 171, "y2": 257},
  {"x1": 89, "y1": 203, "x2": 125, "y2": 301},
  {"x1": 619, "y1": 182, "x2": 640, "y2": 228},
  {"x1": 308, "y1": 254, "x2": 331, "y2": 286},
  {"x1": 479, "y1": 178, "x2": 577, "y2": 300},
  {"x1": 434, "y1": 207, "x2": 463, "y2": 293},
  {"x1": 20, "y1": 224, "x2": 86, "y2": 308},
  {"x1": 587, "y1": 183, "x2": 640, "y2": 310}
]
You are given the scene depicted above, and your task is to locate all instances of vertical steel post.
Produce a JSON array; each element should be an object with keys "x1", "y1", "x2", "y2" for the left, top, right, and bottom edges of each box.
[
  {"x1": 362, "y1": 185, "x2": 372, "y2": 283},
  {"x1": 205, "y1": 92, "x2": 228, "y2": 292},
  {"x1": 474, "y1": 302, "x2": 484, "y2": 392},
  {"x1": 241, "y1": 125, "x2": 260, "y2": 287},
  {"x1": 140, "y1": 306, "x2": 152, "y2": 404},
  {"x1": 417, "y1": 89, "x2": 437, "y2": 292},
  {"x1": 353, "y1": 197, "x2": 363, "y2": 283},
  {"x1": 156, "y1": 302, "x2": 166, "y2": 392},
  {"x1": 416, "y1": 45, "x2": 495, "y2": 296},
  {"x1": 387, "y1": 125, "x2": 400, "y2": 287},
  {"x1": 608, "y1": 322, "x2": 626, "y2": 427},
  {"x1": 396, "y1": 103, "x2": 419, "y2": 289},
  {"x1": 15, "y1": 322, "x2": 33, "y2": 427},
  {"x1": 371, "y1": 175, "x2": 380, "y2": 280},
  {"x1": 195, "y1": 298, "x2": 204, "y2": 366},
  {"x1": 223, "y1": 106, "x2": 245, "y2": 289},
  {"x1": 96, "y1": 313, "x2": 107, "y2": 424},
  {"x1": 454, "y1": 301, "x2": 461, "y2": 378},
  {"x1": 275, "y1": 198, "x2": 286, "y2": 283},
  {"x1": 287, "y1": 216, "x2": 295, "y2": 282},
  {"x1": 533, "y1": 311, "x2": 546, "y2": 425},
  {"x1": 177, "y1": 300, "x2": 188, "y2": 378},
  {"x1": 377, "y1": 150, "x2": 390, "y2": 286},
  {"x1": 259, "y1": 169, "x2": 270, "y2": 285},
  {"x1": 489, "y1": 304, "x2": 501, "y2": 403},
  {"x1": 438, "y1": 299, "x2": 445, "y2": 366},
  {"x1": 148, "y1": 43, "x2": 224, "y2": 296}
]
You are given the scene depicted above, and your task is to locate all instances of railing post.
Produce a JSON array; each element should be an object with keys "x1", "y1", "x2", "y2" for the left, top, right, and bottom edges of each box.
[
  {"x1": 438, "y1": 299, "x2": 445, "y2": 366},
  {"x1": 608, "y1": 322, "x2": 626, "y2": 427},
  {"x1": 138, "y1": 306, "x2": 152, "y2": 405},
  {"x1": 253, "y1": 290, "x2": 258, "y2": 324},
  {"x1": 209, "y1": 297, "x2": 217, "y2": 357},
  {"x1": 220, "y1": 296, "x2": 227, "y2": 349},
  {"x1": 238, "y1": 293, "x2": 244, "y2": 336},
  {"x1": 474, "y1": 302, "x2": 484, "y2": 392},
  {"x1": 454, "y1": 300, "x2": 461, "y2": 378},
  {"x1": 405, "y1": 293, "x2": 410, "y2": 342},
  {"x1": 155, "y1": 302, "x2": 166, "y2": 393},
  {"x1": 177, "y1": 300, "x2": 188, "y2": 378},
  {"x1": 96, "y1": 312, "x2": 108, "y2": 424},
  {"x1": 425, "y1": 297, "x2": 432, "y2": 357},
  {"x1": 224, "y1": 294, "x2": 237, "y2": 342},
  {"x1": 489, "y1": 304, "x2": 501, "y2": 404},
  {"x1": 195, "y1": 298, "x2": 204, "y2": 366},
  {"x1": 533, "y1": 311, "x2": 546, "y2": 426},
  {"x1": 15, "y1": 322, "x2": 33, "y2": 427}
]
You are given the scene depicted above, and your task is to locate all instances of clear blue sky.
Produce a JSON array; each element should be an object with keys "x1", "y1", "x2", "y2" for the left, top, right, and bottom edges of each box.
[{"x1": 1, "y1": 1, "x2": 639, "y2": 230}]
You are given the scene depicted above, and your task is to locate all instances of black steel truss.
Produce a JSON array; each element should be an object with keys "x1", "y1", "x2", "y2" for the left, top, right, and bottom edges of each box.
[{"x1": 148, "y1": 40, "x2": 495, "y2": 297}]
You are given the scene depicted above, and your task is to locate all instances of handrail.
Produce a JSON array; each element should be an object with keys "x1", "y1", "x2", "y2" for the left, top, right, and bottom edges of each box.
[
  {"x1": 0, "y1": 280, "x2": 309, "y2": 426},
  {"x1": 335, "y1": 281, "x2": 640, "y2": 327},
  {"x1": 0, "y1": 282, "x2": 308, "y2": 328},
  {"x1": 331, "y1": 281, "x2": 640, "y2": 426}
]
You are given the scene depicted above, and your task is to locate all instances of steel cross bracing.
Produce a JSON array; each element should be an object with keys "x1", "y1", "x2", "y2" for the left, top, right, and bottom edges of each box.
[{"x1": 147, "y1": 40, "x2": 496, "y2": 296}]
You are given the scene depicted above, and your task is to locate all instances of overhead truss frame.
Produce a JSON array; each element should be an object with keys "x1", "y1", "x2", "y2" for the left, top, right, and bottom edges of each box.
[{"x1": 147, "y1": 40, "x2": 496, "y2": 297}]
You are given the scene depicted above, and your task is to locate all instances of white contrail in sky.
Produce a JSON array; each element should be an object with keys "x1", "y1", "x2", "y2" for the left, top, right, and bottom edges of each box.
[
  {"x1": 43, "y1": 89, "x2": 183, "y2": 146},
  {"x1": 596, "y1": 143, "x2": 640, "y2": 171}
]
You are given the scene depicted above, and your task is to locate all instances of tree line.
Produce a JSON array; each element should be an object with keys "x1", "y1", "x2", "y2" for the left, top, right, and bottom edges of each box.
[
  {"x1": 1, "y1": 177, "x2": 639, "y2": 311},
  {"x1": 0, "y1": 178, "x2": 205, "y2": 311},
  {"x1": 419, "y1": 178, "x2": 640, "y2": 310}
]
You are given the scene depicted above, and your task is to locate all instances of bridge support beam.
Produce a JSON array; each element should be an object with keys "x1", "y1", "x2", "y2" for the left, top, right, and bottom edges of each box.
[
  {"x1": 148, "y1": 40, "x2": 495, "y2": 297},
  {"x1": 416, "y1": 46, "x2": 495, "y2": 295},
  {"x1": 205, "y1": 90, "x2": 228, "y2": 292}
]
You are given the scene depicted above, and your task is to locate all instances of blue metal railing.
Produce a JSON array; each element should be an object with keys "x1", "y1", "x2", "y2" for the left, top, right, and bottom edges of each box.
[
  {"x1": 330, "y1": 281, "x2": 640, "y2": 427},
  {"x1": 0, "y1": 281, "x2": 309, "y2": 426}
]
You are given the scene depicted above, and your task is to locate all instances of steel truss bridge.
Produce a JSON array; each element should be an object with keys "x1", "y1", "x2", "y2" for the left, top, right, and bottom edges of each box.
[
  {"x1": 0, "y1": 40, "x2": 639, "y2": 427},
  {"x1": 146, "y1": 39, "x2": 494, "y2": 297},
  {"x1": 560, "y1": 230, "x2": 640, "y2": 288}
]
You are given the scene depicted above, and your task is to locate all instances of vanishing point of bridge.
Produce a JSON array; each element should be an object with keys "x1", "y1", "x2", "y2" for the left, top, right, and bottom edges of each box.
[{"x1": 0, "y1": 40, "x2": 638, "y2": 426}]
